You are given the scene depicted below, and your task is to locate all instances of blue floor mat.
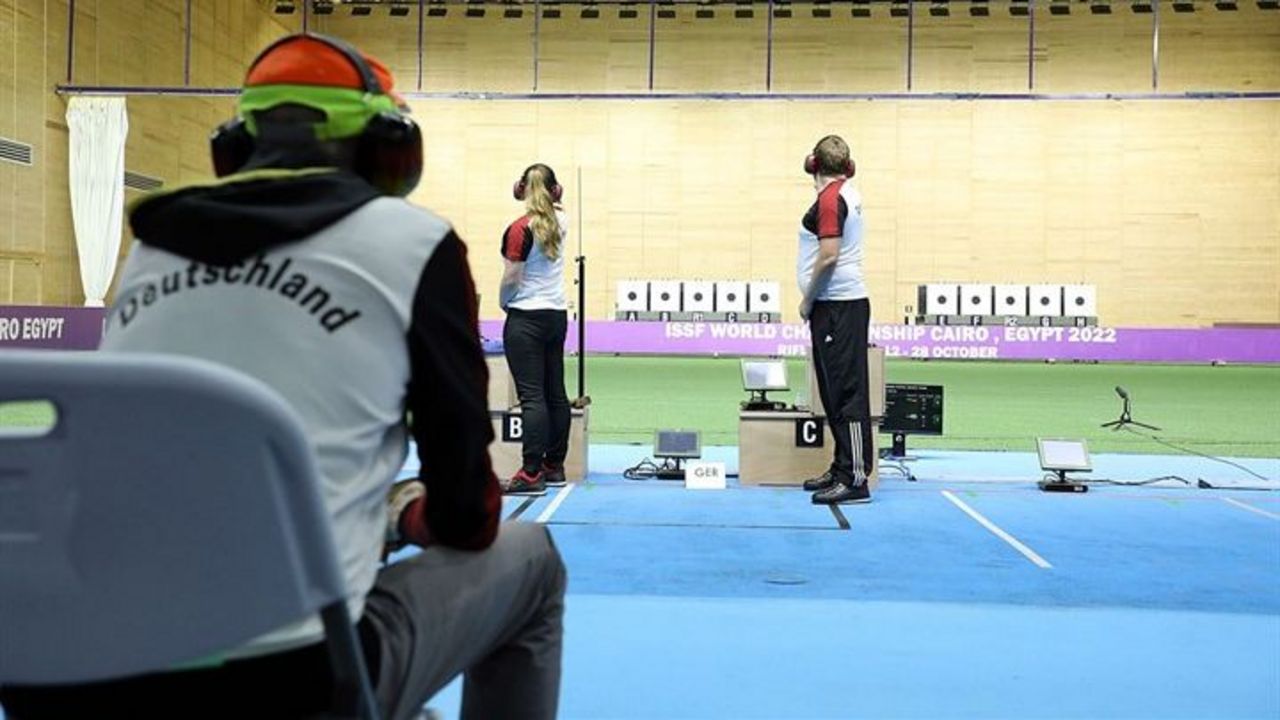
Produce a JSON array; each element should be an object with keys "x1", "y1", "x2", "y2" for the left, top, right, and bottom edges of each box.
[
  {"x1": 403, "y1": 445, "x2": 1280, "y2": 719},
  {"x1": 548, "y1": 481, "x2": 1280, "y2": 615},
  {"x1": 9, "y1": 445, "x2": 1276, "y2": 720},
  {"x1": 429, "y1": 595, "x2": 1280, "y2": 719}
]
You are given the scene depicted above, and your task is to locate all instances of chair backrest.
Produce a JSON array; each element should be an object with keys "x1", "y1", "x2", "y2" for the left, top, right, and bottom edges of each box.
[{"x1": 0, "y1": 350, "x2": 359, "y2": 691}]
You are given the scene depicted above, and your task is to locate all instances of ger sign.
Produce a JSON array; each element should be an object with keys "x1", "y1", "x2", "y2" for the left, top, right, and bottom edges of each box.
[{"x1": 685, "y1": 460, "x2": 726, "y2": 490}]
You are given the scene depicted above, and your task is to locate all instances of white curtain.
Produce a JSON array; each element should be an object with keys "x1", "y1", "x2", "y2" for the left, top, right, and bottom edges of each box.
[{"x1": 67, "y1": 96, "x2": 129, "y2": 307}]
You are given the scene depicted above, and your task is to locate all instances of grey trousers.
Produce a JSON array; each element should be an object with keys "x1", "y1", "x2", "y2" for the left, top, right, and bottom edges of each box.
[{"x1": 361, "y1": 522, "x2": 567, "y2": 720}]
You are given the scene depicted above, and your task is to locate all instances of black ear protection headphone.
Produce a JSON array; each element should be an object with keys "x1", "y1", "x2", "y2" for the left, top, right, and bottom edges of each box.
[
  {"x1": 513, "y1": 164, "x2": 563, "y2": 203},
  {"x1": 803, "y1": 135, "x2": 856, "y2": 178},
  {"x1": 209, "y1": 33, "x2": 423, "y2": 197}
]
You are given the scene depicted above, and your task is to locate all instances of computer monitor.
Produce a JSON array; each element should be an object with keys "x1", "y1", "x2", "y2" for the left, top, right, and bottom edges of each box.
[
  {"x1": 1037, "y1": 438, "x2": 1092, "y2": 473},
  {"x1": 741, "y1": 359, "x2": 789, "y2": 392},
  {"x1": 1036, "y1": 438, "x2": 1091, "y2": 493},
  {"x1": 883, "y1": 384, "x2": 944, "y2": 435},
  {"x1": 881, "y1": 384, "x2": 944, "y2": 458},
  {"x1": 654, "y1": 429, "x2": 702, "y2": 460}
]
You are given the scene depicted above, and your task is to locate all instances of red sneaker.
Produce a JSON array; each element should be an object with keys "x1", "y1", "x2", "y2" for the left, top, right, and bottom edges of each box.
[{"x1": 503, "y1": 468, "x2": 547, "y2": 496}]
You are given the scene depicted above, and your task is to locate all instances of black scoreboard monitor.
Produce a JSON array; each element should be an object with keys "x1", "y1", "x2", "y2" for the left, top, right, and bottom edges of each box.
[{"x1": 882, "y1": 384, "x2": 944, "y2": 436}]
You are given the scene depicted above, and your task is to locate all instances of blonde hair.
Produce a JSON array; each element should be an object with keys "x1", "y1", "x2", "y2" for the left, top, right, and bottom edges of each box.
[{"x1": 523, "y1": 164, "x2": 562, "y2": 261}]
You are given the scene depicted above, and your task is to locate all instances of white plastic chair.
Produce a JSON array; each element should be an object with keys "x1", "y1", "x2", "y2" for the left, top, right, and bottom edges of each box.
[{"x1": 0, "y1": 350, "x2": 379, "y2": 719}]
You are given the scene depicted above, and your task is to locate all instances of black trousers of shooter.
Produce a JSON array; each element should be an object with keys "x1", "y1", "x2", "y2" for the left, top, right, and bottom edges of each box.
[
  {"x1": 809, "y1": 298, "x2": 874, "y2": 486},
  {"x1": 503, "y1": 308, "x2": 571, "y2": 471}
]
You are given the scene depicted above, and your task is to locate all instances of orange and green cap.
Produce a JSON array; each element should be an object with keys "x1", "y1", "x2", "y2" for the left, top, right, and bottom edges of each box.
[{"x1": 237, "y1": 35, "x2": 409, "y2": 141}]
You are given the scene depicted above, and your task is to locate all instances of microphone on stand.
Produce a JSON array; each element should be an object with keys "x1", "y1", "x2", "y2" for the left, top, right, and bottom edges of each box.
[{"x1": 1102, "y1": 385, "x2": 1159, "y2": 432}]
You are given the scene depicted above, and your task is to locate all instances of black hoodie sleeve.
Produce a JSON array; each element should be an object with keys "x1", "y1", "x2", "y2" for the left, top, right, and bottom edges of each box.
[{"x1": 404, "y1": 231, "x2": 500, "y2": 550}]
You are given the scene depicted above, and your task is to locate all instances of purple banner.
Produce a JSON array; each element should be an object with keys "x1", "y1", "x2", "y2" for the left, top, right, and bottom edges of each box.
[
  {"x1": 480, "y1": 320, "x2": 1280, "y2": 364},
  {"x1": 8, "y1": 308, "x2": 1276, "y2": 363},
  {"x1": 0, "y1": 306, "x2": 105, "y2": 350}
]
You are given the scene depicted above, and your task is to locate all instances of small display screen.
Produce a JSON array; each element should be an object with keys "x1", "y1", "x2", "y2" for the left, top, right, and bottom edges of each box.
[
  {"x1": 882, "y1": 384, "x2": 944, "y2": 436},
  {"x1": 1038, "y1": 438, "x2": 1092, "y2": 472},
  {"x1": 741, "y1": 360, "x2": 790, "y2": 392},
  {"x1": 655, "y1": 430, "x2": 702, "y2": 459}
]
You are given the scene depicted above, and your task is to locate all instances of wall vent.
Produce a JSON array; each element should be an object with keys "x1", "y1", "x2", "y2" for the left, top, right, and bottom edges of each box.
[
  {"x1": 0, "y1": 137, "x2": 34, "y2": 166},
  {"x1": 124, "y1": 170, "x2": 164, "y2": 192}
]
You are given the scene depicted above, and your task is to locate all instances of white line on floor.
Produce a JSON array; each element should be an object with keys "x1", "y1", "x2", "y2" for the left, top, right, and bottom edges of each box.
[
  {"x1": 941, "y1": 490, "x2": 1053, "y2": 569},
  {"x1": 1222, "y1": 497, "x2": 1280, "y2": 521},
  {"x1": 536, "y1": 483, "x2": 576, "y2": 524}
]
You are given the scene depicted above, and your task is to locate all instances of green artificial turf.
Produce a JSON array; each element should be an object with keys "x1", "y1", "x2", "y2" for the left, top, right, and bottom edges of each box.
[
  {"x1": 7, "y1": 359, "x2": 1274, "y2": 458},
  {"x1": 567, "y1": 357, "x2": 1280, "y2": 458}
]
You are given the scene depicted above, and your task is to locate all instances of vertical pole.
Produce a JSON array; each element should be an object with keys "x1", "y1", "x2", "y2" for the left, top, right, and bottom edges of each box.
[
  {"x1": 417, "y1": 0, "x2": 425, "y2": 90},
  {"x1": 1151, "y1": 0, "x2": 1160, "y2": 90},
  {"x1": 648, "y1": 0, "x2": 656, "y2": 91},
  {"x1": 906, "y1": 0, "x2": 914, "y2": 91},
  {"x1": 66, "y1": 0, "x2": 76, "y2": 84},
  {"x1": 766, "y1": 0, "x2": 774, "y2": 92},
  {"x1": 534, "y1": 0, "x2": 541, "y2": 91},
  {"x1": 1028, "y1": 0, "x2": 1035, "y2": 90},
  {"x1": 576, "y1": 258, "x2": 586, "y2": 398},
  {"x1": 575, "y1": 167, "x2": 586, "y2": 401},
  {"x1": 183, "y1": 0, "x2": 192, "y2": 86},
  {"x1": 302, "y1": 0, "x2": 309, "y2": 31}
]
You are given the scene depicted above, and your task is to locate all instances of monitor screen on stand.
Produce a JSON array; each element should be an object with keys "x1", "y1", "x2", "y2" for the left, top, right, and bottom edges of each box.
[
  {"x1": 1036, "y1": 437, "x2": 1092, "y2": 493},
  {"x1": 741, "y1": 359, "x2": 790, "y2": 411},
  {"x1": 881, "y1": 383, "x2": 944, "y2": 459},
  {"x1": 653, "y1": 429, "x2": 702, "y2": 480}
]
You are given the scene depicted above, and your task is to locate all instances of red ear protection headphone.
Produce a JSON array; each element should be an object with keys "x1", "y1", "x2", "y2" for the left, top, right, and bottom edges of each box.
[
  {"x1": 513, "y1": 164, "x2": 563, "y2": 203},
  {"x1": 803, "y1": 136, "x2": 855, "y2": 177},
  {"x1": 209, "y1": 33, "x2": 423, "y2": 197}
]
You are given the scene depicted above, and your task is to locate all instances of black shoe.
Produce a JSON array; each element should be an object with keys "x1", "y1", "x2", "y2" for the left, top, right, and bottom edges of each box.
[
  {"x1": 542, "y1": 461, "x2": 567, "y2": 487},
  {"x1": 802, "y1": 470, "x2": 837, "y2": 492},
  {"x1": 811, "y1": 481, "x2": 871, "y2": 505}
]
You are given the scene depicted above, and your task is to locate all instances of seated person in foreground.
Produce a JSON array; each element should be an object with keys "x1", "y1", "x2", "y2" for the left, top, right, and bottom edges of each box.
[{"x1": 0, "y1": 33, "x2": 565, "y2": 720}]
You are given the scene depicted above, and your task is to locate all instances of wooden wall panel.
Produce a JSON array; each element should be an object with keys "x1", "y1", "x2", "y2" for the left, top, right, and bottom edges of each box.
[
  {"x1": 421, "y1": 12, "x2": 534, "y2": 92},
  {"x1": 1160, "y1": 1, "x2": 1280, "y2": 92},
  {"x1": 914, "y1": 12, "x2": 1029, "y2": 93},
  {"x1": 85, "y1": 0, "x2": 185, "y2": 86},
  {"x1": 771, "y1": 13, "x2": 907, "y2": 92},
  {"x1": 1, "y1": 0, "x2": 22, "y2": 279},
  {"x1": 69, "y1": 0, "x2": 97, "y2": 85},
  {"x1": 0, "y1": 0, "x2": 17, "y2": 141},
  {"x1": 310, "y1": 5, "x2": 1280, "y2": 98},
  {"x1": 41, "y1": 119, "x2": 77, "y2": 305},
  {"x1": 652, "y1": 6, "x2": 767, "y2": 91},
  {"x1": 1036, "y1": 9, "x2": 1153, "y2": 92},
  {"x1": 536, "y1": 11, "x2": 650, "y2": 92},
  {"x1": 6, "y1": 258, "x2": 42, "y2": 303},
  {"x1": 1, "y1": 0, "x2": 50, "y2": 304},
  {"x1": 40, "y1": 0, "x2": 76, "y2": 305},
  {"x1": 1177, "y1": 101, "x2": 1280, "y2": 324},
  {"x1": 1041, "y1": 102, "x2": 1125, "y2": 292},
  {"x1": 7, "y1": 2, "x2": 1280, "y2": 328},
  {"x1": 0, "y1": 260, "x2": 15, "y2": 304},
  {"x1": 11, "y1": 0, "x2": 45, "y2": 258},
  {"x1": 408, "y1": 97, "x2": 1279, "y2": 327},
  {"x1": 41, "y1": 0, "x2": 68, "y2": 121}
]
